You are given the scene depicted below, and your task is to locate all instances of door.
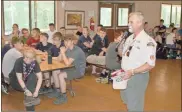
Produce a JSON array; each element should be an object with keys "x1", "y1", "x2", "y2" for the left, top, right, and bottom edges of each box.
[{"x1": 99, "y1": 2, "x2": 133, "y2": 42}]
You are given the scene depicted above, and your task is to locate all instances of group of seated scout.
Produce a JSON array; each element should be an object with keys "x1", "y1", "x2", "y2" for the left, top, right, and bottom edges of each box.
[
  {"x1": 2, "y1": 32, "x2": 86, "y2": 111},
  {"x1": 86, "y1": 31, "x2": 125, "y2": 80},
  {"x1": 77, "y1": 26, "x2": 111, "y2": 77},
  {"x1": 2, "y1": 22, "x2": 130, "y2": 111}
]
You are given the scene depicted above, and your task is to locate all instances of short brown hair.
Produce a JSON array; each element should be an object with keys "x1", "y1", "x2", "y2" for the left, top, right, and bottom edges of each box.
[
  {"x1": 49, "y1": 23, "x2": 55, "y2": 27},
  {"x1": 13, "y1": 24, "x2": 19, "y2": 28},
  {"x1": 40, "y1": 32, "x2": 49, "y2": 39},
  {"x1": 53, "y1": 32, "x2": 63, "y2": 40},
  {"x1": 100, "y1": 28, "x2": 107, "y2": 32},
  {"x1": 160, "y1": 19, "x2": 164, "y2": 22},
  {"x1": 32, "y1": 28, "x2": 40, "y2": 33},
  {"x1": 21, "y1": 28, "x2": 28, "y2": 34},
  {"x1": 114, "y1": 32, "x2": 121, "y2": 39},
  {"x1": 64, "y1": 34, "x2": 77, "y2": 41},
  {"x1": 11, "y1": 36, "x2": 23, "y2": 45}
]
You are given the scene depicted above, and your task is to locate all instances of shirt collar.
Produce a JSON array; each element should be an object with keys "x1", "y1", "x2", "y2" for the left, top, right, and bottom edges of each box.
[{"x1": 133, "y1": 29, "x2": 146, "y2": 41}]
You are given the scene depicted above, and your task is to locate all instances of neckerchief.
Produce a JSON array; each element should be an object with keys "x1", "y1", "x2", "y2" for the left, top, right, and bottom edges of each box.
[{"x1": 23, "y1": 61, "x2": 35, "y2": 82}]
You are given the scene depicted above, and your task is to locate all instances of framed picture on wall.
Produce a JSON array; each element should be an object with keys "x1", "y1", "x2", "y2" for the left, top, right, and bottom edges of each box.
[{"x1": 65, "y1": 10, "x2": 85, "y2": 29}]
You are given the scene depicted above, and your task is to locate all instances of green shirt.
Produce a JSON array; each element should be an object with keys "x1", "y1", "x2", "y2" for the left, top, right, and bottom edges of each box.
[
  {"x1": 65, "y1": 46, "x2": 86, "y2": 78},
  {"x1": 20, "y1": 36, "x2": 29, "y2": 44}
]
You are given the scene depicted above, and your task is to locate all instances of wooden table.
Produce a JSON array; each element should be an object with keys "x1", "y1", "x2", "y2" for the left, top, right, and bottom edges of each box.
[
  {"x1": 34, "y1": 50, "x2": 74, "y2": 72},
  {"x1": 39, "y1": 59, "x2": 73, "y2": 72},
  {"x1": 34, "y1": 49, "x2": 77, "y2": 96},
  {"x1": 38, "y1": 57, "x2": 75, "y2": 97}
]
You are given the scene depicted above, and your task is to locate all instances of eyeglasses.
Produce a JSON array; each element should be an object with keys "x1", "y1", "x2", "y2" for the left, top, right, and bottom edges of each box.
[{"x1": 126, "y1": 46, "x2": 133, "y2": 57}]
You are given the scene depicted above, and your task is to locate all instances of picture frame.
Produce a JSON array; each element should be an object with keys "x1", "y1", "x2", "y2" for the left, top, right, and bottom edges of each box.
[{"x1": 64, "y1": 10, "x2": 85, "y2": 29}]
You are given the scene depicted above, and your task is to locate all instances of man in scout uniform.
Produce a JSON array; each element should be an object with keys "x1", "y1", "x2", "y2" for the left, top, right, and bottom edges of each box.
[{"x1": 120, "y1": 12, "x2": 157, "y2": 111}]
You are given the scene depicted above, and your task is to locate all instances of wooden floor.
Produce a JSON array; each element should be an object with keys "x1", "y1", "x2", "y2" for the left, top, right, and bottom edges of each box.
[{"x1": 2, "y1": 60, "x2": 181, "y2": 111}]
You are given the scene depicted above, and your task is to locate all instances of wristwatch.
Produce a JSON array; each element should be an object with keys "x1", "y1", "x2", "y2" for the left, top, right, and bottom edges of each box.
[
  {"x1": 23, "y1": 87, "x2": 28, "y2": 91},
  {"x1": 23, "y1": 87, "x2": 28, "y2": 95}
]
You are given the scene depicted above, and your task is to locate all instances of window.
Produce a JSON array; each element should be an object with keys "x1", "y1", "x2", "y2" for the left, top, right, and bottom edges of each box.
[
  {"x1": 100, "y1": 8, "x2": 112, "y2": 27},
  {"x1": 171, "y1": 5, "x2": 181, "y2": 27},
  {"x1": 3, "y1": 1, "x2": 55, "y2": 35},
  {"x1": 161, "y1": 4, "x2": 181, "y2": 27},
  {"x1": 99, "y1": 3, "x2": 131, "y2": 28},
  {"x1": 4, "y1": 1, "x2": 29, "y2": 35},
  {"x1": 32, "y1": 1, "x2": 55, "y2": 32},
  {"x1": 99, "y1": 4, "x2": 114, "y2": 27},
  {"x1": 118, "y1": 8, "x2": 129, "y2": 26}
]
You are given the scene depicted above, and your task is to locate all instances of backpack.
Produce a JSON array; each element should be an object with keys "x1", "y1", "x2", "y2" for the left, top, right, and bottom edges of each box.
[{"x1": 156, "y1": 42, "x2": 168, "y2": 59}]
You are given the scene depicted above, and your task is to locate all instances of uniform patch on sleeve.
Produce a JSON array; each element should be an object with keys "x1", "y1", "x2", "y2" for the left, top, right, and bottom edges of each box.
[
  {"x1": 147, "y1": 42, "x2": 155, "y2": 47},
  {"x1": 150, "y1": 55, "x2": 155, "y2": 60}
]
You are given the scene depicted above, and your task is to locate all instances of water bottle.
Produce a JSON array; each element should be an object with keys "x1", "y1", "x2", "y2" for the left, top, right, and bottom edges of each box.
[{"x1": 47, "y1": 51, "x2": 52, "y2": 64}]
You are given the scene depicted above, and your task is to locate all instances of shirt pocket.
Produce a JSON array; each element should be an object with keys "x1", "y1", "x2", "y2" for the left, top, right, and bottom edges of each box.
[{"x1": 130, "y1": 44, "x2": 141, "y2": 57}]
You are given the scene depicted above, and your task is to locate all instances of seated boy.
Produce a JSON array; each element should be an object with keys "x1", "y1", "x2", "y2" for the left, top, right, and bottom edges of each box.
[
  {"x1": 9, "y1": 48, "x2": 42, "y2": 111},
  {"x1": 47, "y1": 34, "x2": 86, "y2": 104},
  {"x1": 2, "y1": 37, "x2": 24, "y2": 85},
  {"x1": 35, "y1": 33, "x2": 53, "y2": 94},
  {"x1": 26, "y1": 28, "x2": 40, "y2": 48},
  {"x1": 176, "y1": 30, "x2": 182, "y2": 59},
  {"x1": 88, "y1": 28, "x2": 109, "y2": 75},
  {"x1": 2, "y1": 42, "x2": 13, "y2": 60},
  {"x1": 43, "y1": 32, "x2": 64, "y2": 96},
  {"x1": 166, "y1": 28, "x2": 177, "y2": 49},
  {"x1": 77, "y1": 26, "x2": 93, "y2": 57},
  {"x1": 36, "y1": 32, "x2": 53, "y2": 52},
  {"x1": 75, "y1": 24, "x2": 83, "y2": 37},
  {"x1": 50, "y1": 32, "x2": 64, "y2": 57},
  {"x1": 87, "y1": 32, "x2": 123, "y2": 73},
  {"x1": 59, "y1": 27, "x2": 66, "y2": 36},
  {"x1": 20, "y1": 28, "x2": 30, "y2": 44},
  {"x1": 93, "y1": 24, "x2": 103, "y2": 41},
  {"x1": 46, "y1": 23, "x2": 57, "y2": 44}
]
